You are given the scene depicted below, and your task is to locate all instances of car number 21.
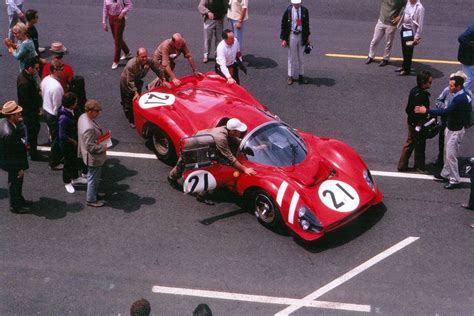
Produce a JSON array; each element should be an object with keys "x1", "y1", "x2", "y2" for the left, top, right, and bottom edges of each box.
[
  {"x1": 138, "y1": 92, "x2": 176, "y2": 109},
  {"x1": 183, "y1": 170, "x2": 217, "y2": 194},
  {"x1": 318, "y1": 180, "x2": 360, "y2": 213}
]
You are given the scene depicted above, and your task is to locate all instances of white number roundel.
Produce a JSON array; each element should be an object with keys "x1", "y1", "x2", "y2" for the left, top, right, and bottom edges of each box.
[
  {"x1": 138, "y1": 92, "x2": 175, "y2": 109},
  {"x1": 318, "y1": 180, "x2": 360, "y2": 213},
  {"x1": 183, "y1": 170, "x2": 217, "y2": 194}
]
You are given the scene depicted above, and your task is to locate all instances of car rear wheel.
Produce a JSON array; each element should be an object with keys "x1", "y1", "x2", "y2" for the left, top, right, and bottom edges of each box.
[
  {"x1": 150, "y1": 125, "x2": 176, "y2": 164},
  {"x1": 252, "y1": 189, "x2": 283, "y2": 229}
]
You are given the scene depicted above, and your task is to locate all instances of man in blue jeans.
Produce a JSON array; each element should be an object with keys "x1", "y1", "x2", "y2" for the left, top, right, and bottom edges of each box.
[{"x1": 77, "y1": 100, "x2": 107, "y2": 207}]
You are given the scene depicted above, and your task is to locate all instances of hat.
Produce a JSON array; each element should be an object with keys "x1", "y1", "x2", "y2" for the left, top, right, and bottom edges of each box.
[
  {"x1": 291, "y1": 0, "x2": 301, "y2": 4},
  {"x1": 85, "y1": 99, "x2": 102, "y2": 112},
  {"x1": 49, "y1": 42, "x2": 67, "y2": 54},
  {"x1": 1, "y1": 101, "x2": 23, "y2": 115},
  {"x1": 449, "y1": 70, "x2": 467, "y2": 81},
  {"x1": 226, "y1": 118, "x2": 247, "y2": 132}
]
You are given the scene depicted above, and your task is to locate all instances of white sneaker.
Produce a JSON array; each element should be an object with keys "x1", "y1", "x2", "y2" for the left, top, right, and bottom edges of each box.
[
  {"x1": 71, "y1": 176, "x2": 87, "y2": 185},
  {"x1": 65, "y1": 183, "x2": 75, "y2": 194},
  {"x1": 120, "y1": 52, "x2": 132, "y2": 60},
  {"x1": 111, "y1": 62, "x2": 118, "y2": 70}
]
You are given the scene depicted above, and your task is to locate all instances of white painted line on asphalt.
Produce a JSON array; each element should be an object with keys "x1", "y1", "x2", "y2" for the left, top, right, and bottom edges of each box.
[
  {"x1": 38, "y1": 146, "x2": 470, "y2": 182},
  {"x1": 274, "y1": 236, "x2": 419, "y2": 316},
  {"x1": 151, "y1": 285, "x2": 371, "y2": 312}
]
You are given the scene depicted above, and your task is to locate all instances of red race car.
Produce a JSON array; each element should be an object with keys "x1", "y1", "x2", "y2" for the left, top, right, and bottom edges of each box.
[{"x1": 133, "y1": 72, "x2": 383, "y2": 241}]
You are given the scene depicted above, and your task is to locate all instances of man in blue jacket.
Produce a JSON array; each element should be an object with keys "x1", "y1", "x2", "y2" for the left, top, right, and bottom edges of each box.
[
  {"x1": 458, "y1": 24, "x2": 474, "y2": 92},
  {"x1": 416, "y1": 76, "x2": 472, "y2": 189}
]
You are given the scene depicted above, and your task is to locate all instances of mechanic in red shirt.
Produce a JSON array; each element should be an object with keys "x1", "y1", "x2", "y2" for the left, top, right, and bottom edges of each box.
[
  {"x1": 41, "y1": 42, "x2": 74, "y2": 91},
  {"x1": 168, "y1": 118, "x2": 256, "y2": 204}
]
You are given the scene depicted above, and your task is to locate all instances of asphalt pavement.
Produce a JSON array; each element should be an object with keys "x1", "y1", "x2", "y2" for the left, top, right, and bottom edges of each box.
[{"x1": 0, "y1": 1, "x2": 473, "y2": 315}]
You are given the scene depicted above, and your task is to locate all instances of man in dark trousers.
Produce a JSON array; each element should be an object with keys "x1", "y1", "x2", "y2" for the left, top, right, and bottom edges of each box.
[
  {"x1": 457, "y1": 24, "x2": 474, "y2": 92},
  {"x1": 17, "y1": 57, "x2": 46, "y2": 161},
  {"x1": 398, "y1": 70, "x2": 432, "y2": 172},
  {"x1": 280, "y1": 0, "x2": 310, "y2": 85},
  {"x1": 198, "y1": 0, "x2": 228, "y2": 63},
  {"x1": 0, "y1": 101, "x2": 30, "y2": 213},
  {"x1": 415, "y1": 75, "x2": 472, "y2": 189}
]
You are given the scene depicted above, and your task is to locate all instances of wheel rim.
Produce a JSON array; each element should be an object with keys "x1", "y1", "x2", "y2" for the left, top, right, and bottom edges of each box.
[
  {"x1": 254, "y1": 193, "x2": 276, "y2": 224},
  {"x1": 153, "y1": 130, "x2": 170, "y2": 156}
]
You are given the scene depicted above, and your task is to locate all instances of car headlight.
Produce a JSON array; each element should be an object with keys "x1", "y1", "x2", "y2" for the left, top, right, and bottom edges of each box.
[
  {"x1": 363, "y1": 169, "x2": 376, "y2": 191},
  {"x1": 298, "y1": 206, "x2": 323, "y2": 233}
]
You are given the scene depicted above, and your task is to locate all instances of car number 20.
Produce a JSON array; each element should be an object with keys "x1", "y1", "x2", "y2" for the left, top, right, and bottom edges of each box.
[
  {"x1": 318, "y1": 180, "x2": 360, "y2": 213},
  {"x1": 183, "y1": 170, "x2": 217, "y2": 194}
]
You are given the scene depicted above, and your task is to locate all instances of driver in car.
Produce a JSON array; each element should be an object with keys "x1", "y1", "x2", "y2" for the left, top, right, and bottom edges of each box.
[{"x1": 168, "y1": 118, "x2": 256, "y2": 205}]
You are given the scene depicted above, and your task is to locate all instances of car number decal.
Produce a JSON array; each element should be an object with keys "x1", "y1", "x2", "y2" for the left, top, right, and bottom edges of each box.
[
  {"x1": 318, "y1": 180, "x2": 360, "y2": 213},
  {"x1": 183, "y1": 170, "x2": 217, "y2": 194},
  {"x1": 138, "y1": 92, "x2": 175, "y2": 109}
]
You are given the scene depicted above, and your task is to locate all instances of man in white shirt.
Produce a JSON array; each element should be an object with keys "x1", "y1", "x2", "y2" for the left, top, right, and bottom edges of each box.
[
  {"x1": 40, "y1": 59, "x2": 64, "y2": 169},
  {"x1": 215, "y1": 29, "x2": 241, "y2": 84},
  {"x1": 227, "y1": 0, "x2": 248, "y2": 53},
  {"x1": 6, "y1": 0, "x2": 25, "y2": 40}
]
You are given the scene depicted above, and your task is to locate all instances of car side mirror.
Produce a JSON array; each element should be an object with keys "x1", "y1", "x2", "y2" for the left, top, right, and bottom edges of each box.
[{"x1": 242, "y1": 146, "x2": 254, "y2": 156}]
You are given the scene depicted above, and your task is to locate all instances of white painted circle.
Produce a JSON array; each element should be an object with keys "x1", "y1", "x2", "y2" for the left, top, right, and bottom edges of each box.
[
  {"x1": 318, "y1": 180, "x2": 360, "y2": 213},
  {"x1": 183, "y1": 170, "x2": 217, "y2": 194},
  {"x1": 138, "y1": 92, "x2": 175, "y2": 109}
]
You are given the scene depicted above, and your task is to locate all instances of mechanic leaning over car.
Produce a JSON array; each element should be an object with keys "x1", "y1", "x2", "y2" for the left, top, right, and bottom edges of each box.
[{"x1": 168, "y1": 118, "x2": 256, "y2": 205}]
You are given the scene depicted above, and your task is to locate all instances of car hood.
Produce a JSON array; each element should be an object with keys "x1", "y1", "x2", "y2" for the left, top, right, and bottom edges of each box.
[{"x1": 278, "y1": 150, "x2": 332, "y2": 188}]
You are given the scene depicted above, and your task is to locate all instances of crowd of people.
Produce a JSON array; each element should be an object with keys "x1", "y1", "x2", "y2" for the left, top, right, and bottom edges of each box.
[{"x1": 0, "y1": 1, "x2": 473, "y2": 218}]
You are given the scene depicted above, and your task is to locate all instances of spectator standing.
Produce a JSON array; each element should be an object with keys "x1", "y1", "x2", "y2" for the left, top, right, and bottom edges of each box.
[
  {"x1": 130, "y1": 298, "x2": 151, "y2": 316},
  {"x1": 153, "y1": 33, "x2": 202, "y2": 87},
  {"x1": 6, "y1": 0, "x2": 25, "y2": 41},
  {"x1": 58, "y1": 92, "x2": 87, "y2": 194},
  {"x1": 16, "y1": 57, "x2": 46, "y2": 161},
  {"x1": 215, "y1": 29, "x2": 242, "y2": 84},
  {"x1": 280, "y1": 0, "x2": 310, "y2": 85},
  {"x1": 120, "y1": 48, "x2": 166, "y2": 128},
  {"x1": 366, "y1": 0, "x2": 407, "y2": 67},
  {"x1": 5, "y1": 22, "x2": 37, "y2": 72},
  {"x1": 416, "y1": 76, "x2": 472, "y2": 189},
  {"x1": 25, "y1": 9, "x2": 42, "y2": 56},
  {"x1": 433, "y1": 71, "x2": 467, "y2": 166},
  {"x1": 462, "y1": 157, "x2": 473, "y2": 210},
  {"x1": 198, "y1": 0, "x2": 228, "y2": 63},
  {"x1": 41, "y1": 59, "x2": 65, "y2": 170},
  {"x1": 396, "y1": 0, "x2": 424, "y2": 76},
  {"x1": 457, "y1": 24, "x2": 474, "y2": 92},
  {"x1": 77, "y1": 100, "x2": 107, "y2": 207},
  {"x1": 397, "y1": 70, "x2": 432, "y2": 172},
  {"x1": 0, "y1": 101, "x2": 30, "y2": 214},
  {"x1": 227, "y1": 0, "x2": 248, "y2": 53},
  {"x1": 41, "y1": 42, "x2": 74, "y2": 91},
  {"x1": 102, "y1": 0, "x2": 133, "y2": 70}
]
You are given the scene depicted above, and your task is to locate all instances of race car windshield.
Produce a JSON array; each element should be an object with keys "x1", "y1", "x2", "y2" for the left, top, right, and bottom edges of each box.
[{"x1": 242, "y1": 122, "x2": 307, "y2": 167}]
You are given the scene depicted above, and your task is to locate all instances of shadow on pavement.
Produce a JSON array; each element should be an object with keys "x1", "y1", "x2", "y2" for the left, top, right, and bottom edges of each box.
[
  {"x1": 0, "y1": 188, "x2": 8, "y2": 200},
  {"x1": 389, "y1": 61, "x2": 445, "y2": 79},
  {"x1": 243, "y1": 54, "x2": 278, "y2": 69},
  {"x1": 29, "y1": 197, "x2": 84, "y2": 220},
  {"x1": 100, "y1": 158, "x2": 156, "y2": 212},
  {"x1": 295, "y1": 203, "x2": 387, "y2": 253},
  {"x1": 304, "y1": 77, "x2": 336, "y2": 87}
]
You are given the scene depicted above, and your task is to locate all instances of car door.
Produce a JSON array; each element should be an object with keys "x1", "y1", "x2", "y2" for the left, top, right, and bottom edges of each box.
[{"x1": 180, "y1": 135, "x2": 237, "y2": 194}]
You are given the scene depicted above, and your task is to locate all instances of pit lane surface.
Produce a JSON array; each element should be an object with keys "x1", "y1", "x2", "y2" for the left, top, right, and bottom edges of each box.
[{"x1": 1, "y1": 1, "x2": 473, "y2": 314}]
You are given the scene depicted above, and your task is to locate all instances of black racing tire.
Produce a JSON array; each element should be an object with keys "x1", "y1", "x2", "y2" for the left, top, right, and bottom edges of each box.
[
  {"x1": 149, "y1": 125, "x2": 176, "y2": 164},
  {"x1": 251, "y1": 189, "x2": 284, "y2": 230}
]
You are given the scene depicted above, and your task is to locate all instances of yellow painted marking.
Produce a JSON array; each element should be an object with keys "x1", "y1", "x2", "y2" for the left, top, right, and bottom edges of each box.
[{"x1": 325, "y1": 53, "x2": 461, "y2": 65}]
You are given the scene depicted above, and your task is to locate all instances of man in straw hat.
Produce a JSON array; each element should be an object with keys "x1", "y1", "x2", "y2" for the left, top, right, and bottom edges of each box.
[
  {"x1": 41, "y1": 42, "x2": 74, "y2": 91},
  {"x1": 0, "y1": 100, "x2": 31, "y2": 213}
]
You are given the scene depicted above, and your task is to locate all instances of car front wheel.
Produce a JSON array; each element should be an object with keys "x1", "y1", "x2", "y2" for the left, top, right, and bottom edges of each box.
[
  {"x1": 252, "y1": 189, "x2": 283, "y2": 229},
  {"x1": 150, "y1": 125, "x2": 176, "y2": 164}
]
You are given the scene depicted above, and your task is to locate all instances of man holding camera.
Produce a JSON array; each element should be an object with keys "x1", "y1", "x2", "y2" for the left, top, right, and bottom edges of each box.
[{"x1": 280, "y1": 0, "x2": 310, "y2": 85}]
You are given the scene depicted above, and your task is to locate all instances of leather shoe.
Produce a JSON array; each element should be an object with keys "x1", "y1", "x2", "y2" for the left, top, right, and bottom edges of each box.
[
  {"x1": 87, "y1": 201, "x2": 104, "y2": 207},
  {"x1": 196, "y1": 195, "x2": 215, "y2": 205},
  {"x1": 415, "y1": 168, "x2": 428, "y2": 174},
  {"x1": 10, "y1": 206, "x2": 29, "y2": 214},
  {"x1": 287, "y1": 77, "x2": 293, "y2": 85},
  {"x1": 365, "y1": 57, "x2": 374, "y2": 64},
  {"x1": 399, "y1": 70, "x2": 410, "y2": 76},
  {"x1": 433, "y1": 174, "x2": 448, "y2": 182},
  {"x1": 378, "y1": 59, "x2": 389, "y2": 67},
  {"x1": 461, "y1": 203, "x2": 473, "y2": 210},
  {"x1": 444, "y1": 182, "x2": 460, "y2": 190}
]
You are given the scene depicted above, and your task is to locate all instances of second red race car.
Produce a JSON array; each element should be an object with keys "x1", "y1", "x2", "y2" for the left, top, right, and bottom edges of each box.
[{"x1": 133, "y1": 72, "x2": 383, "y2": 241}]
